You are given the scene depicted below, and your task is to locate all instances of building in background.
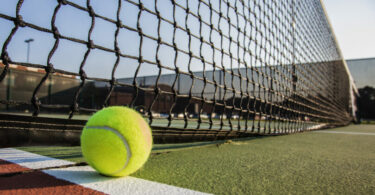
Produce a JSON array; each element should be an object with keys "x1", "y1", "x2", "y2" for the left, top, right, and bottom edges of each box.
[
  {"x1": 0, "y1": 62, "x2": 80, "y2": 113},
  {"x1": 347, "y1": 57, "x2": 375, "y2": 122},
  {"x1": 1, "y1": 61, "x2": 357, "y2": 122},
  {"x1": 347, "y1": 58, "x2": 375, "y2": 88}
]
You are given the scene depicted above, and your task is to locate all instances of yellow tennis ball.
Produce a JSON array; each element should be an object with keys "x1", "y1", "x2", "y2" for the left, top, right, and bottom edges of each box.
[{"x1": 80, "y1": 106, "x2": 152, "y2": 177}]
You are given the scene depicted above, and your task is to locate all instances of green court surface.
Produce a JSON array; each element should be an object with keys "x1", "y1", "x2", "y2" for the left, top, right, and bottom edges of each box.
[
  {"x1": 17, "y1": 125, "x2": 375, "y2": 194},
  {"x1": 319, "y1": 124, "x2": 375, "y2": 133}
]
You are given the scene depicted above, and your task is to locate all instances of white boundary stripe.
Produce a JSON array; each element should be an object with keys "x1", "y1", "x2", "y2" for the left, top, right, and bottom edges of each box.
[
  {"x1": 44, "y1": 166, "x2": 207, "y2": 195},
  {"x1": 314, "y1": 131, "x2": 375, "y2": 136},
  {"x1": 0, "y1": 148, "x2": 209, "y2": 195},
  {"x1": 0, "y1": 148, "x2": 74, "y2": 169}
]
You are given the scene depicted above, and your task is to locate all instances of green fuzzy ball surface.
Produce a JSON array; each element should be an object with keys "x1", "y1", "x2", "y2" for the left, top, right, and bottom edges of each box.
[{"x1": 81, "y1": 106, "x2": 152, "y2": 177}]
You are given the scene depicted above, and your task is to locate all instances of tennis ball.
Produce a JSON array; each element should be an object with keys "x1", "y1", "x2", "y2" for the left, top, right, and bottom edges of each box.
[{"x1": 80, "y1": 106, "x2": 152, "y2": 177}]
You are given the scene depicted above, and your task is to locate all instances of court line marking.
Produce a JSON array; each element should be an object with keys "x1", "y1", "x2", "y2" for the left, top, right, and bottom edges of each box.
[
  {"x1": 0, "y1": 148, "x2": 210, "y2": 195},
  {"x1": 314, "y1": 131, "x2": 375, "y2": 136}
]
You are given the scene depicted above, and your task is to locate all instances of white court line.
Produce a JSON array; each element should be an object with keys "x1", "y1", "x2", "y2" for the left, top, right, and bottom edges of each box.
[
  {"x1": 0, "y1": 148, "x2": 210, "y2": 195},
  {"x1": 314, "y1": 131, "x2": 375, "y2": 136},
  {"x1": 0, "y1": 148, "x2": 74, "y2": 168}
]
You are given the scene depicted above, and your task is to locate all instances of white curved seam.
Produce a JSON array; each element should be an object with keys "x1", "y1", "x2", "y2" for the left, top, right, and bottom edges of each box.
[{"x1": 85, "y1": 126, "x2": 131, "y2": 175}]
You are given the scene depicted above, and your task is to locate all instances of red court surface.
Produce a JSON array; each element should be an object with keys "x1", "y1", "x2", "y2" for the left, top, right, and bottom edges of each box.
[{"x1": 0, "y1": 159, "x2": 104, "y2": 194}]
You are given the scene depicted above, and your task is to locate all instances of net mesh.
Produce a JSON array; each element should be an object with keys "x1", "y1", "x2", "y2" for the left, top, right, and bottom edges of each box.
[{"x1": 0, "y1": 0, "x2": 355, "y2": 143}]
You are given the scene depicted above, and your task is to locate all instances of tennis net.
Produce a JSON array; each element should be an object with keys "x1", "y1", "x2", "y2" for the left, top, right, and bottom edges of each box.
[{"x1": 0, "y1": 0, "x2": 357, "y2": 143}]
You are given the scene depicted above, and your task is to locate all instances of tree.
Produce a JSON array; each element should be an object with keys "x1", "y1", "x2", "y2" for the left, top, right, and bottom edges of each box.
[{"x1": 358, "y1": 86, "x2": 375, "y2": 120}]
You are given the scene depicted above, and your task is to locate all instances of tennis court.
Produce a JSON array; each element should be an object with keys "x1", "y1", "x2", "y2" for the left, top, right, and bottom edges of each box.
[
  {"x1": 1, "y1": 124, "x2": 373, "y2": 194},
  {"x1": 0, "y1": 0, "x2": 372, "y2": 194}
]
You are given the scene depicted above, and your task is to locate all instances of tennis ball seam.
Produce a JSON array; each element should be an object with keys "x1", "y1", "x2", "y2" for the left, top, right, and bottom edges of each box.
[{"x1": 85, "y1": 125, "x2": 132, "y2": 175}]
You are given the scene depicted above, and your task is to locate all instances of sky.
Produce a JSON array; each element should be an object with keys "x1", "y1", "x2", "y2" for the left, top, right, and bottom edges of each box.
[
  {"x1": 0, "y1": 0, "x2": 234, "y2": 79},
  {"x1": 0, "y1": 0, "x2": 373, "y2": 80},
  {"x1": 323, "y1": 0, "x2": 375, "y2": 59}
]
